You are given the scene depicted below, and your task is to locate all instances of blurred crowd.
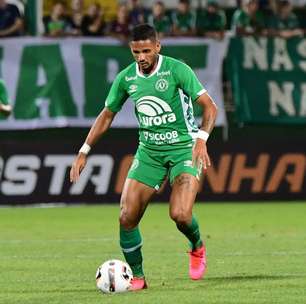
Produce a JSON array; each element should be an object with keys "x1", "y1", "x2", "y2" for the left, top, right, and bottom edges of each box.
[{"x1": 0, "y1": 0, "x2": 306, "y2": 40}]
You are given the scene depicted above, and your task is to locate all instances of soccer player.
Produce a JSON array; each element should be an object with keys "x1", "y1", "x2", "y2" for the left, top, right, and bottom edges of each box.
[{"x1": 70, "y1": 24, "x2": 217, "y2": 291}]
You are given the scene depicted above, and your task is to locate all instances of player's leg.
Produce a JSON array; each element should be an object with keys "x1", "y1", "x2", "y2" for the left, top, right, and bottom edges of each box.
[
  {"x1": 169, "y1": 173, "x2": 203, "y2": 251},
  {"x1": 120, "y1": 146, "x2": 167, "y2": 290},
  {"x1": 119, "y1": 178, "x2": 155, "y2": 282},
  {"x1": 169, "y1": 173, "x2": 206, "y2": 280},
  {"x1": 168, "y1": 147, "x2": 206, "y2": 280}
]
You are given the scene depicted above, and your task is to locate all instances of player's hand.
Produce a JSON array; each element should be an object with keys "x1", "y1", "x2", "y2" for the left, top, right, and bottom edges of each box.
[
  {"x1": 192, "y1": 138, "x2": 211, "y2": 171},
  {"x1": 70, "y1": 153, "x2": 87, "y2": 183}
]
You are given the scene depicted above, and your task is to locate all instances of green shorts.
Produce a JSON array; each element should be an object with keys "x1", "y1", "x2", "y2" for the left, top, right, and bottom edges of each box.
[{"x1": 127, "y1": 145, "x2": 201, "y2": 190}]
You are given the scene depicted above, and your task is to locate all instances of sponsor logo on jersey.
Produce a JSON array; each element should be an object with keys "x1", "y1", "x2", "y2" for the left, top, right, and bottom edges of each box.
[
  {"x1": 155, "y1": 79, "x2": 169, "y2": 92},
  {"x1": 157, "y1": 70, "x2": 171, "y2": 77},
  {"x1": 136, "y1": 96, "x2": 176, "y2": 126},
  {"x1": 183, "y1": 160, "x2": 193, "y2": 167},
  {"x1": 128, "y1": 84, "x2": 138, "y2": 93},
  {"x1": 125, "y1": 75, "x2": 137, "y2": 81},
  {"x1": 143, "y1": 130, "x2": 179, "y2": 143}
]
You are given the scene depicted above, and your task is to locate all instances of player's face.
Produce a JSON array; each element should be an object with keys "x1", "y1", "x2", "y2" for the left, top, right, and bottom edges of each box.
[{"x1": 130, "y1": 39, "x2": 161, "y2": 74}]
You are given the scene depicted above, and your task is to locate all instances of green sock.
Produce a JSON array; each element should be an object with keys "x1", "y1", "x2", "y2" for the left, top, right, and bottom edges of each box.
[
  {"x1": 176, "y1": 215, "x2": 203, "y2": 250},
  {"x1": 120, "y1": 225, "x2": 144, "y2": 277}
]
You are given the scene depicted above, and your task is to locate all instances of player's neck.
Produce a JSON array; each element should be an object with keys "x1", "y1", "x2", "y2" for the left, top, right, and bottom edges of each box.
[{"x1": 139, "y1": 55, "x2": 159, "y2": 76}]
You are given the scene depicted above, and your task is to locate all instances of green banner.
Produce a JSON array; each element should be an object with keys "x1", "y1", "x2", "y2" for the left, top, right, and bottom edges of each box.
[
  {"x1": 0, "y1": 38, "x2": 227, "y2": 129},
  {"x1": 227, "y1": 37, "x2": 306, "y2": 124}
]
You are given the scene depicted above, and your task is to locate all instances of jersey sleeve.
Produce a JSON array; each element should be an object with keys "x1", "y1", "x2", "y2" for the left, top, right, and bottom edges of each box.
[
  {"x1": 105, "y1": 71, "x2": 128, "y2": 113},
  {"x1": 175, "y1": 61, "x2": 206, "y2": 101}
]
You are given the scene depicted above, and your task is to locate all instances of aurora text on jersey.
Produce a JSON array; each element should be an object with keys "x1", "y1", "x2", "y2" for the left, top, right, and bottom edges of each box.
[{"x1": 105, "y1": 55, "x2": 206, "y2": 150}]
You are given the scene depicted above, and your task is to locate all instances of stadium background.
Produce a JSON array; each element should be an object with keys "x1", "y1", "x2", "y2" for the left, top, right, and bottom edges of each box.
[
  {"x1": 1, "y1": 0, "x2": 305, "y2": 204},
  {"x1": 0, "y1": 1, "x2": 306, "y2": 304}
]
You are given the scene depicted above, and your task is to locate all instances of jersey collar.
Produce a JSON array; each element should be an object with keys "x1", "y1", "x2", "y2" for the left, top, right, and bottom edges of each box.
[{"x1": 136, "y1": 55, "x2": 163, "y2": 78}]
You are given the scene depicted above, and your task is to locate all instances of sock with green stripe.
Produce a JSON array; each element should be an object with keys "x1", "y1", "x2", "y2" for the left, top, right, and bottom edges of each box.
[
  {"x1": 176, "y1": 215, "x2": 203, "y2": 250},
  {"x1": 120, "y1": 225, "x2": 144, "y2": 277}
]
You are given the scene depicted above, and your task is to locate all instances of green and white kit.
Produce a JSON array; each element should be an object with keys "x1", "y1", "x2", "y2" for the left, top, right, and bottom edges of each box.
[{"x1": 105, "y1": 55, "x2": 206, "y2": 188}]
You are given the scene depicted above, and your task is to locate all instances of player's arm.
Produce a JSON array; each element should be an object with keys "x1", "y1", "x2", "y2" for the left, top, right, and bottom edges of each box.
[
  {"x1": 70, "y1": 107, "x2": 116, "y2": 183},
  {"x1": 193, "y1": 92, "x2": 218, "y2": 170},
  {"x1": 70, "y1": 69, "x2": 128, "y2": 183},
  {"x1": 0, "y1": 19, "x2": 23, "y2": 36},
  {"x1": 175, "y1": 60, "x2": 218, "y2": 170}
]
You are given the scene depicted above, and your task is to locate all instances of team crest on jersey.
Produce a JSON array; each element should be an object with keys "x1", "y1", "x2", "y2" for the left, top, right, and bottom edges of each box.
[
  {"x1": 128, "y1": 84, "x2": 138, "y2": 93},
  {"x1": 155, "y1": 79, "x2": 169, "y2": 92}
]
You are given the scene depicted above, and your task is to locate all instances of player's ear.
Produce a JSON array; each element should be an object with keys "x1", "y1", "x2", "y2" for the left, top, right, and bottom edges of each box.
[
  {"x1": 129, "y1": 41, "x2": 133, "y2": 51},
  {"x1": 156, "y1": 40, "x2": 161, "y2": 53}
]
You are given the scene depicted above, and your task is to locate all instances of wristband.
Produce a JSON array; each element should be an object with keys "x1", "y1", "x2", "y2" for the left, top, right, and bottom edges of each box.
[
  {"x1": 79, "y1": 143, "x2": 91, "y2": 155},
  {"x1": 197, "y1": 130, "x2": 209, "y2": 142}
]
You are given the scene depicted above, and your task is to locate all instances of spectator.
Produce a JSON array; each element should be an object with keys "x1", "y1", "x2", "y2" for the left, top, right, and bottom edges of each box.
[
  {"x1": 0, "y1": 0, "x2": 23, "y2": 37},
  {"x1": 81, "y1": 3, "x2": 105, "y2": 36},
  {"x1": 148, "y1": 1, "x2": 172, "y2": 38},
  {"x1": 43, "y1": 2, "x2": 72, "y2": 37},
  {"x1": 69, "y1": 0, "x2": 84, "y2": 36},
  {"x1": 196, "y1": 0, "x2": 226, "y2": 39},
  {"x1": 128, "y1": 0, "x2": 146, "y2": 26},
  {"x1": 0, "y1": 78, "x2": 12, "y2": 117},
  {"x1": 267, "y1": 0, "x2": 303, "y2": 38},
  {"x1": 108, "y1": 3, "x2": 131, "y2": 43},
  {"x1": 231, "y1": 0, "x2": 266, "y2": 35},
  {"x1": 172, "y1": 0, "x2": 196, "y2": 36}
]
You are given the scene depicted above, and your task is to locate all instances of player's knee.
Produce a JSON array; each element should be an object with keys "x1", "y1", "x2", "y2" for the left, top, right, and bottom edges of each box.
[
  {"x1": 170, "y1": 209, "x2": 192, "y2": 226},
  {"x1": 119, "y1": 209, "x2": 138, "y2": 230}
]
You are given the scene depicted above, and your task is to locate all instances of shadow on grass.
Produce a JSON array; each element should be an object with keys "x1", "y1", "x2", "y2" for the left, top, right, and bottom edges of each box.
[
  {"x1": 206, "y1": 274, "x2": 304, "y2": 282},
  {"x1": 6, "y1": 274, "x2": 306, "y2": 294},
  {"x1": 157, "y1": 274, "x2": 306, "y2": 290},
  {"x1": 4, "y1": 288, "x2": 95, "y2": 294}
]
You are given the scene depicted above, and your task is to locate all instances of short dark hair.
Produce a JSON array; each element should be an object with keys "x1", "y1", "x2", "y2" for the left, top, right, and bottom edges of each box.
[
  {"x1": 130, "y1": 24, "x2": 157, "y2": 42},
  {"x1": 279, "y1": 0, "x2": 290, "y2": 7},
  {"x1": 179, "y1": 0, "x2": 190, "y2": 5}
]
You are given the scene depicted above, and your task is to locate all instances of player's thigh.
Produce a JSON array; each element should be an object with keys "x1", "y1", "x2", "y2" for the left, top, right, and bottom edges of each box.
[
  {"x1": 168, "y1": 147, "x2": 202, "y2": 186},
  {"x1": 169, "y1": 173, "x2": 199, "y2": 223},
  {"x1": 128, "y1": 147, "x2": 167, "y2": 191},
  {"x1": 120, "y1": 178, "x2": 156, "y2": 226}
]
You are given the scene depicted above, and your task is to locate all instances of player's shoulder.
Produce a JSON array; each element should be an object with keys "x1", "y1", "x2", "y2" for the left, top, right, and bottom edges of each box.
[
  {"x1": 116, "y1": 62, "x2": 137, "y2": 82},
  {"x1": 232, "y1": 9, "x2": 244, "y2": 20},
  {"x1": 161, "y1": 55, "x2": 191, "y2": 71}
]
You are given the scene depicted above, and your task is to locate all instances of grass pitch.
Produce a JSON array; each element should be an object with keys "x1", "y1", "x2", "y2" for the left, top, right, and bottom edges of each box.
[{"x1": 0, "y1": 202, "x2": 306, "y2": 304}]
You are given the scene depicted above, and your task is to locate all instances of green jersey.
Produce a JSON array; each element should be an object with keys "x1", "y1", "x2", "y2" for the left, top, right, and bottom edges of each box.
[
  {"x1": 267, "y1": 13, "x2": 300, "y2": 30},
  {"x1": 147, "y1": 15, "x2": 172, "y2": 36},
  {"x1": 105, "y1": 55, "x2": 206, "y2": 151},
  {"x1": 231, "y1": 9, "x2": 265, "y2": 33},
  {"x1": 172, "y1": 11, "x2": 196, "y2": 32},
  {"x1": 196, "y1": 9, "x2": 226, "y2": 33}
]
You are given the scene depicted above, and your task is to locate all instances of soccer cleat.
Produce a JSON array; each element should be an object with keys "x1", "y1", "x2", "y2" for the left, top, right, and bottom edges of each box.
[
  {"x1": 129, "y1": 277, "x2": 148, "y2": 291},
  {"x1": 188, "y1": 245, "x2": 207, "y2": 280},
  {"x1": 0, "y1": 103, "x2": 12, "y2": 116}
]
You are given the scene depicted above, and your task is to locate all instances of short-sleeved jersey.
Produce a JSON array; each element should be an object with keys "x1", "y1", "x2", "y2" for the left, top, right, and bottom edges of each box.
[
  {"x1": 106, "y1": 55, "x2": 206, "y2": 151},
  {"x1": 196, "y1": 9, "x2": 226, "y2": 33},
  {"x1": 172, "y1": 11, "x2": 196, "y2": 32},
  {"x1": 147, "y1": 15, "x2": 172, "y2": 35},
  {"x1": 267, "y1": 13, "x2": 300, "y2": 30},
  {"x1": 231, "y1": 9, "x2": 265, "y2": 33}
]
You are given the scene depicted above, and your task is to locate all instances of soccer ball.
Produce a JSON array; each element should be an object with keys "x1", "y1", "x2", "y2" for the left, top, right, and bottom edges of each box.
[{"x1": 95, "y1": 259, "x2": 133, "y2": 294}]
